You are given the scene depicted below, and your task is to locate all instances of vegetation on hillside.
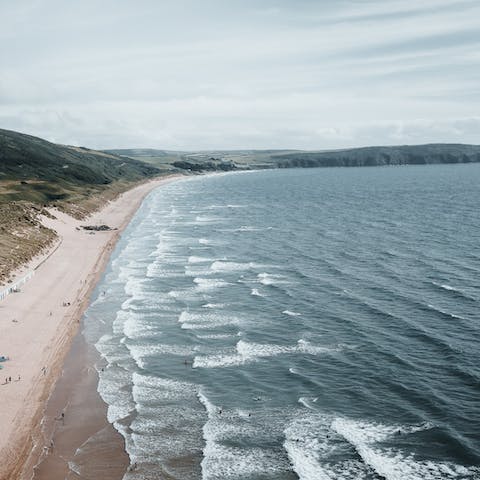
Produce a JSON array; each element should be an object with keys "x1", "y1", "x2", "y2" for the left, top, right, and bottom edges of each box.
[
  {"x1": 0, "y1": 128, "x2": 160, "y2": 285},
  {"x1": 271, "y1": 144, "x2": 480, "y2": 168},
  {"x1": 109, "y1": 144, "x2": 480, "y2": 172}
]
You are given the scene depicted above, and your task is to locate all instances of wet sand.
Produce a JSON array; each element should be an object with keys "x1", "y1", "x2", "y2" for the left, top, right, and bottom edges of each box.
[{"x1": 30, "y1": 328, "x2": 129, "y2": 479}]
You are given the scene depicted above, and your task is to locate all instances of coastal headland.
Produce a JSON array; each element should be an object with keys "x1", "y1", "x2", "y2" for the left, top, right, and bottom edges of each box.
[{"x1": 0, "y1": 176, "x2": 180, "y2": 480}]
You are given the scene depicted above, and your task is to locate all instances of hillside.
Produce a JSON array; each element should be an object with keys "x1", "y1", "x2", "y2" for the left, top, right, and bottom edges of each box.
[
  {"x1": 109, "y1": 144, "x2": 480, "y2": 172},
  {"x1": 0, "y1": 128, "x2": 160, "y2": 285},
  {"x1": 0, "y1": 129, "x2": 159, "y2": 209},
  {"x1": 271, "y1": 144, "x2": 480, "y2": 168}
]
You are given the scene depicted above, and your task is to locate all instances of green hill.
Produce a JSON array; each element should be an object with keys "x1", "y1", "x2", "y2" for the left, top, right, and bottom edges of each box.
[
  {"x1": 108, "y1": 144, "x2": 480, "y2": 172},
  {"x1": 271, "y1": 144, "x2": 480, "y2": 168},
  {"x1": 0, "y1": 128, "x2": 160, "y2": 285},
  {"x1": 0, "y1": 128, "x2": 159, "y2": 208}
]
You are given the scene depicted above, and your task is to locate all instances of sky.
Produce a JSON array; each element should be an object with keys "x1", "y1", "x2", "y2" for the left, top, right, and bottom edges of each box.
[{"x1": 1, "y1": 0, "x2": 479, "y2": 150}]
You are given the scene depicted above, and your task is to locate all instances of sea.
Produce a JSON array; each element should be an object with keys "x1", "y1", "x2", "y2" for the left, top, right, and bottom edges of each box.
[{"x1": 81, "y1": 165, "x2": 480, "y2": 480}]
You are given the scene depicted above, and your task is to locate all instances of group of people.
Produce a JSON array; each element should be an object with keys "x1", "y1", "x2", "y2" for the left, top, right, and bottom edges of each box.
[{"x1": 3, "y1": 375, "x2": 20, "y2": 384}]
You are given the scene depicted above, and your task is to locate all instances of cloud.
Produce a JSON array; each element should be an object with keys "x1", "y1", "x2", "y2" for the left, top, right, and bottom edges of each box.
[{"x1": 0, "y1": 0, "x2": 479, "y2": 149}]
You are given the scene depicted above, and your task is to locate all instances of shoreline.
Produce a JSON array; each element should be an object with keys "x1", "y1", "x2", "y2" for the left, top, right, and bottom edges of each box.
[
  {"x1": 0, "y1": 175, "x2": 183, "y2": 480},
  {"x1": 30, "y1": 319, "x2": 129, "y2": 479}
]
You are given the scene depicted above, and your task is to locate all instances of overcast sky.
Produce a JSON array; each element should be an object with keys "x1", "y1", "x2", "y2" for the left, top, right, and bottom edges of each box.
[{"x1": 1, "y1": 0, "x2": 479, "y2": 150}]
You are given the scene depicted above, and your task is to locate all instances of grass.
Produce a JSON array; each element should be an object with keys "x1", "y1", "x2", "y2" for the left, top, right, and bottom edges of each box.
[{"x1": 0, "y1": 128, "x2": 161, "y2": 285}]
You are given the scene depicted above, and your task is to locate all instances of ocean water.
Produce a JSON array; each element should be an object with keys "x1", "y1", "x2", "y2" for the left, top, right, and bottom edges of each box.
[{"x1": 82, "y1": 165, "x2": 480, "y2": 480}]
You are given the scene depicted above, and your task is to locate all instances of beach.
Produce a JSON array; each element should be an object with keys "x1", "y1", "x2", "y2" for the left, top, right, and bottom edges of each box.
[{"x1": 0, "y1": 175, "x2": 181, "y2": 480}]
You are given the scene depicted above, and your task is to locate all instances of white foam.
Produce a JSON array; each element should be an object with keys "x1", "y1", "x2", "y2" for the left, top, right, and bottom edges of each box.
[
  {"x1": 194, "y1": 277, "x2": 230, "y2": 291},
  {"x1": 132, "y1": 372, "x2": 197, "y2": 403},
  {"x1": 188, "y1": 255, "x2": 214, "y2": 264},
  {"x1": 167, "y1": 287, "x2": 201, "y2": 302},
  {"x1": 251, "y1": 288, "x2": 266, "y2": 297},
  {"x1": 298, "y1": 397, "x2": 318, "y2": 409},
  {"x1": 331, "y1": 418, "x2": 478, "y2": 480},
  {"x1": 122, "y1": 312, "x2": 160, "y2": 340},
  {"x1": 193, "y1": 352, "x2": 246, "y2": 368},
  {"x1": 184, "y1": 265, "x2": 214, "y2": 277},
  {"x1": 283, "y1": 310, "x2": 302, "y2": 316},
  {"x1": 258, "y1": 272, "x2": 290, "y2": 286},
  {"x1": 195, "y1": 333, "x2": 235, "y2": 340},
  {"x1": 202, "y1": 303, "x2": 227, "y2": 309},
  {"x1": 194, "y1": 339, "x2": 335, "y2": 368},
  {"x1": 97, "y1": 367, "x2": 135, "y2": 424},
  {"x1": 198, "y1": 391, "x2": 289, "y2": 479},
  {"x1": 297, "y1": 339, "x2": 337, "y2": 355},
  {"x1": 233, "y1": 225, "x2": 272, "y2": 232},
  {"x1": 178, "y1": 311, "x2": 240, "y2": 331},
  {"x1": 431, "y1": 282, "x2": 474, "y2": 299},
  {"x1": 210, "y1": 261, "x2": 256, "y2": 272},
  {"x1": 126, "y1": 343, "x2": 194, "y2": 369},
  {"x1": 198, "y1": 390, "x2": 217, "y2": 416},
  {"x1": 146, "y1": 262, "x2": 184, "y2": 278},
  {"x1": 195, "y1": 215, "x2": 221, "y2": 224},
  {"x1": 427, "y1": 304, "x2": 466, "y2": 320},
  {"x1": 284, "y1": 416, "x2": 337, "y2": 480},
  {"x1": 206, "y1": 204, "x2": 246, "y2": 209}
]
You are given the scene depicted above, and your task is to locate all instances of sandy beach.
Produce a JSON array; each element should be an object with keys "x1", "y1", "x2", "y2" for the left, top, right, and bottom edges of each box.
[{"x1": 0, "y1": 175, "x2": 181, "y2": 480}]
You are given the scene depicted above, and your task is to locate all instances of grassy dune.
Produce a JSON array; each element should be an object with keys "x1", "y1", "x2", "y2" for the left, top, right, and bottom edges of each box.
[{"x1": 0, "y1": 129, "x2": 160, "y2": 285}]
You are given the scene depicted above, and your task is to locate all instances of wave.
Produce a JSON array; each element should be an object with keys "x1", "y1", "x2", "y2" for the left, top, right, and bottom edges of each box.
[
  {"x1": 126, "y1": 343, "x2": 196, "y2": 368},
  {"x1": 132, "y1": 372, "x2": 197, "y2": 403},
  {"x1": 188, "y1": 255, "x2": 215, "y2": 264},
  {"x1": 283, "y1": 310, "x2": 302, "y2": 316},
  {"x1": 257, "y1": 272, "x2": 290, "y2": 286},
  {"x1": 193, "y1": 277, "x2": 230, "y2": 291},
  {"x1": 210, "y1": 260, "x2": 257, "y2": 272},
  {"x1": 284, "y1": 416, "x2": 343, "y2": 480},
  {"x1": 198, "y1": 391, "x2": 289, "y2": 479},
  {"x1": 426, "y1": 304, "x2": 466, "y2": 321},
  {"x1": 202, "y1": 302, "x2": 227, "y2": 309},
  {"x1": 284, "y1": 414, "x2": 479, "y2": 480},
  {"x1": 193, "y1": 339, "x2": 337, "y2": 368},
  {"x1": 195, "y1": 333, "x2": 236, "y2": 340},
  {"x1": 251, "y1": 288, "x2": 266, "y2": 297},
  {"x1": 178, "y1": 311, "x2": 241, "y2": 330},
  {"x1": 205, "y1": 204, "x2": 246, "y2": 209},
  {"x1": 234, "y1": 225, "x2": 270, "y2": 232},
  {"x1": 331, "y1": 417, "x2": 479, "y2": 480},
  {"x1": 122, "y1": 312, "x2": 159, "y2": 340},
  {"x1": 97, "y1": 364, "x2": 135, "y2": 425},
  {"x1": 298, "y1": 397, "x2": 318, "y2": 409},
  {"x1": 195, "y1": 215, "x2": 222, "y2": 224},
  {"x1": 147, "y1": 262, "x2": 185, "y2": 278}
]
